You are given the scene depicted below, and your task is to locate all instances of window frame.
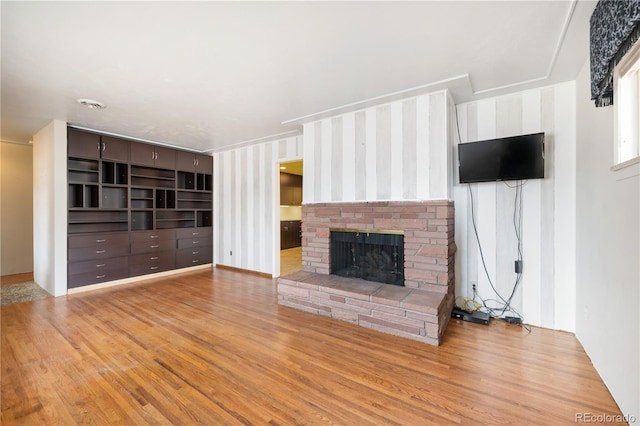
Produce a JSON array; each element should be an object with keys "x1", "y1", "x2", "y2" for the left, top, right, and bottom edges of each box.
[{"x1": 613, "y1": 39, "x2": 640, "y2": 171}]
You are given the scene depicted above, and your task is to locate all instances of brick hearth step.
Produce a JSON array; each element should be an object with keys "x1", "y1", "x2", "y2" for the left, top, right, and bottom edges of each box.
[{"x1": 277, "y1": 271, "x2": 452, "y2": 345}]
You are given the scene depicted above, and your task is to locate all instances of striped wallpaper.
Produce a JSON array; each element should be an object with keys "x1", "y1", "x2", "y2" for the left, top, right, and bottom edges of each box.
[
  {"x1": 302, "y1": 91, "x2": 452, "y2": 203},
  {"x1": 213, "y1": 83, "x2": 577, "y2": 332},
  {"x1": 453, "y1": 82, "x2": 576, "y2": 331},
  {"x1": 214, "y1": 136, "x2": 303, "y2": 275}
]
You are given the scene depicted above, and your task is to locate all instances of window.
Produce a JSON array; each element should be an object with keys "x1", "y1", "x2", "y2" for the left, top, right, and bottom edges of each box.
[{"x1": 614, "y1": 39, "x2": 640, "y2": 167}]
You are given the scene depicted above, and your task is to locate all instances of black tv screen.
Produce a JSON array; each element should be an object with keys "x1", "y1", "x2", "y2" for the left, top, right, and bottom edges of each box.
[{"x1": 458, "y1": 132, "x2": 545, "y2": 183}]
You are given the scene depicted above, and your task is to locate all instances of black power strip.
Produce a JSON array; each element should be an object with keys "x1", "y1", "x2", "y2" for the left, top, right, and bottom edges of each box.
[{"x1": 504, "y1": 316, "x2": 522, "y2": 325}]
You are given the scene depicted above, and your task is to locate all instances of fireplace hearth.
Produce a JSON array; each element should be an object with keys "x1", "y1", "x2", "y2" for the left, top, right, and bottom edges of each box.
[
  {"x1": 277, "y1": 201, "x2": 456, "y2": 345},
  {"x1": 330, "y1": 230, "x2": 404, "y2": 286}
]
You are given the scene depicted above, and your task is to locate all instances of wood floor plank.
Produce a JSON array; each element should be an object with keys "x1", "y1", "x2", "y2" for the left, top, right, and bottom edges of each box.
[
  {"x1": 1, "y1": 268, "x2": 623, "y2": 425},
  {"x1": 0, "y1": 272, "x2": 34, "y2": 286}
]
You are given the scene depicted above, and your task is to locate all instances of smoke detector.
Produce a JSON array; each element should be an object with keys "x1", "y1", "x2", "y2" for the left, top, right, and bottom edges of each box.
[{"x1": 77, "y1": 99, "x2": 106, "y2": 109}]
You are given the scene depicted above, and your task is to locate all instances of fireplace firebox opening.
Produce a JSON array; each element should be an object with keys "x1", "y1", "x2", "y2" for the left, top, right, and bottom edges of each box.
[{"x1": 330, "y1": 229, "x2": 404, "y2": 286}]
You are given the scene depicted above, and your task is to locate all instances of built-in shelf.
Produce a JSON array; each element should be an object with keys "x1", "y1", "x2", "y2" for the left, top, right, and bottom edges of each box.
[{"x1": 67, "y1": 128, "x2": 214, "y2": 288}]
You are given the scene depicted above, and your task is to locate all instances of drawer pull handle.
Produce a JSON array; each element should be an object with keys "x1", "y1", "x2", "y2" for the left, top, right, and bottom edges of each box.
[
  {"x1": 192, "y1": 260, "x2": 200, "y2": 263},
  {"x1": 150, "y1": 245, "x2": 159, "y2": 248},
  {"x1": 192, "y1": 232, "x2": 199, "y2": 236},
  {"x1": 193, "y1": 241, "x2": 199, "y2": 244},
  {"x1": 192, "y1": 251, "x2": 199, "y2": 255},
  {"x1": 150, "y1": 235, "x2": 159, "y2": 239},
  {"x1": 95, "y1": 239, "x2": 106, "y2": 243},
  {"x1": 96, "y1": 274, "x2": 106, "y2": 279},
  {"x1": 95, "y1": 264, "x2": 106, "y2": 267},
  {"x1": 150, "y1": 266, "x2": 159, "y2": 270},
  {"x1": 150, "y1": 257, "x2": 159, "y2": 260},
  {"x1": 96, "y1": 250, "x2": 106, "y2": 254}
]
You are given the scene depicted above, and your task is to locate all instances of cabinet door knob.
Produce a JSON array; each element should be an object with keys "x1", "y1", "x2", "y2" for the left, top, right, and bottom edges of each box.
[{"x1": 102, "y1": 142, "x2": 106, "y2": 152}]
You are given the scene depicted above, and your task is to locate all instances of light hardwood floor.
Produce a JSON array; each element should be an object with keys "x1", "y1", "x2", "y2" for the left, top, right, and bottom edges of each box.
[
  {"x1": 280, "y1": 247, "x2": 303, "y2": 276},
  {"x1": 0, "y1": 272, "x2": 34, "y2": 286},
  {"x1": 1, "y1": 268, "x2": 622, "y2": 425}
]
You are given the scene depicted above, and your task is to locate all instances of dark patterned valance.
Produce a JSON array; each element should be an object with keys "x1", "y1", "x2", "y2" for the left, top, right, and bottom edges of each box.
[{"x1": 590, "y1": 0, "x2": 640, "y2": 107}]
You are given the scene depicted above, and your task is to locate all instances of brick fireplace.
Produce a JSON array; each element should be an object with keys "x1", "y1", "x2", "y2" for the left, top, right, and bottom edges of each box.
[{"x1": 277, "y1": 201, "x2": 456, "y2": 345}]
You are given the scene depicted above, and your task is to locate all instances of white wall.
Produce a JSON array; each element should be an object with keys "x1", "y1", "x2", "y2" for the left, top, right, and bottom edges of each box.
[
  {"x1": 214, "y1": 136, "x2": 302, "y2": 275},
  {"x1": 0, "y1": 142, "x2": 33, "y2": 275},
  {"x1": 302, "y1": 91, "x2": 451, "y2": 203},
  {"x1": 33, "y1": 120, "x2": 67, "y2": 296},
  {"x1": 575, "y1": 61, "x2": 639, "y2": 419},
  {"x1": 454, "y1": 82, "x2": 577, "y2": 331}
]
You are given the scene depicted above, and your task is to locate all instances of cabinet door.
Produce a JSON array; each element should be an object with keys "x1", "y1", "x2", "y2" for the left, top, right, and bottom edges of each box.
[
  {"x1": 195, "y1": 154, "x2": 213, "y2": 174},
  {"x1": 176, "y1": 151, "x2": 196, "y2": 172},
  {"x1": 292, "y1": 175, "x2": 303, "y2": 205},
  {"x1": 130, "y1": 142, "x2": 156, "y2": 167},
  {"x1": 101, "y1": 136, "x2": 130, "y2": 162},
  {"x1": 154, "y1": 146, "x2": 176, "y2": 170},
  {"x1": 68, "y1": 128, "x2": 101, "y2": 159}
]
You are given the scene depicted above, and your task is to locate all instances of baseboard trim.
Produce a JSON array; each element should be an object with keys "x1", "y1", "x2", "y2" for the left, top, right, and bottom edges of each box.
[
  {"x1": 67, "y1": 264, "x2": 212, "y2": 294},
  {"x1": 215, "y1": 264, "x2": 272, "y2": 278}
]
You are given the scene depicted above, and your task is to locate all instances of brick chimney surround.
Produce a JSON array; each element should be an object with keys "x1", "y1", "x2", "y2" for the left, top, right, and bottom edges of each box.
[{"x1": 277, "y1": 201, "x2": 456, "y2": 346}]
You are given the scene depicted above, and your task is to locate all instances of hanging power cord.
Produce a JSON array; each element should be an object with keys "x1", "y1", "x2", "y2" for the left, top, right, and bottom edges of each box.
[{"x1": 468, "y1": 182, "x2": 531, "y2": 332}]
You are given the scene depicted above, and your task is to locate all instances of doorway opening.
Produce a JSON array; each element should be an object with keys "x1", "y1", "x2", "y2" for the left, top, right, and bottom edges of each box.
[{"x1": 279, "y1": 160, "x2": 303, "y2": 276}]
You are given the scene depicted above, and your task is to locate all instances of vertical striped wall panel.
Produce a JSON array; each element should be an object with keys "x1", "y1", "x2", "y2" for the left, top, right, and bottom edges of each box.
[
  {"x1": 214, "y1": 136, "x2": 303, "y2": 275},
  {"x1": 453, "y1": 82, "x2": 576, "y2": 331},
  {"x1": 302, "y1": 91, "x2": 451, "y2": 203}
]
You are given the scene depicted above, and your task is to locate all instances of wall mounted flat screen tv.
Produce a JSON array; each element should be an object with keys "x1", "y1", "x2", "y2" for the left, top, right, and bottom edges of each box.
[{"x1": 458, "y1": 132, "x2": 545, "y2": 184}]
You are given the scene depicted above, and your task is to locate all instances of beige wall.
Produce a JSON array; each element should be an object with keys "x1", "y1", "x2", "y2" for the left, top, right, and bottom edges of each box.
[{"x1": 0, "y1": 141, "x2": 34, "y2": 275}]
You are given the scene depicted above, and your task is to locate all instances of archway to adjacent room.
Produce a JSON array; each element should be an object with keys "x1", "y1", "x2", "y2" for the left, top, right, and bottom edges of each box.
[{"x1": 278, "y1": 160, "x2": 303, "y2": 277}]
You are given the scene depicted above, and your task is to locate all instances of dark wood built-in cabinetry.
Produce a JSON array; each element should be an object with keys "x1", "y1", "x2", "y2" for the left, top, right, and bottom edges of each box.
[
  {"x1": 280, "y1": 172, "x2": 302, "y2": 249},
  {"x1": 280, "y1": 172, "x2": 302, "y2": 206},
  {"x1": 67, "y1": 128, "x2": 213, "y2": 289},
  {"x1": 281, "y1": 221, "x2": 301, "y2": 250}
]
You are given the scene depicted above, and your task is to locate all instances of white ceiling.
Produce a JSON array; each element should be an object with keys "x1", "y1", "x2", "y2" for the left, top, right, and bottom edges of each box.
[{"x1": 1, "y1": 1, "x2": 595, "y2": 152}]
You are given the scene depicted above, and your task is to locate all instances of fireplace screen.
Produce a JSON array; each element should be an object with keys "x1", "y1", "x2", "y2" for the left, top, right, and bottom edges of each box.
[{"x1": 330, "y1": 230, "x2": 404, "y2": 286}]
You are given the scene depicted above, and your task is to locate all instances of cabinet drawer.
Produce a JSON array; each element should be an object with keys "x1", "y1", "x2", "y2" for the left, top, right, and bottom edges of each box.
[
  {"x1": 68, "y1": 256, "x2": 129, "y2": 275},
  {"x1": 177, "y1": 237, "x2": 211, "y2": 249},
  {"x1": 131, "y1": 240, "x2": 176, "y2": 254},
  {"x1": 130, "y1": 229, "x2": 175, "y2": 243},
  {"x1": 68, "y1": 232, "x2": 129, "y2": 249},
  {"x1": 68, "y1": 243, "x2": 129, "y2": 262},
  {"x1": 68, "y1": 262, "x2": 129, "y2": 288},
  {"x1": 130, "y1": 251, "x2": 175, "y2": 277},
  {"x1": 175, "y1": 227, "x2": 212, "y2": 240},
  {"x1": 176, "y1": 247, "x2": 212, "y2": 269}
]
